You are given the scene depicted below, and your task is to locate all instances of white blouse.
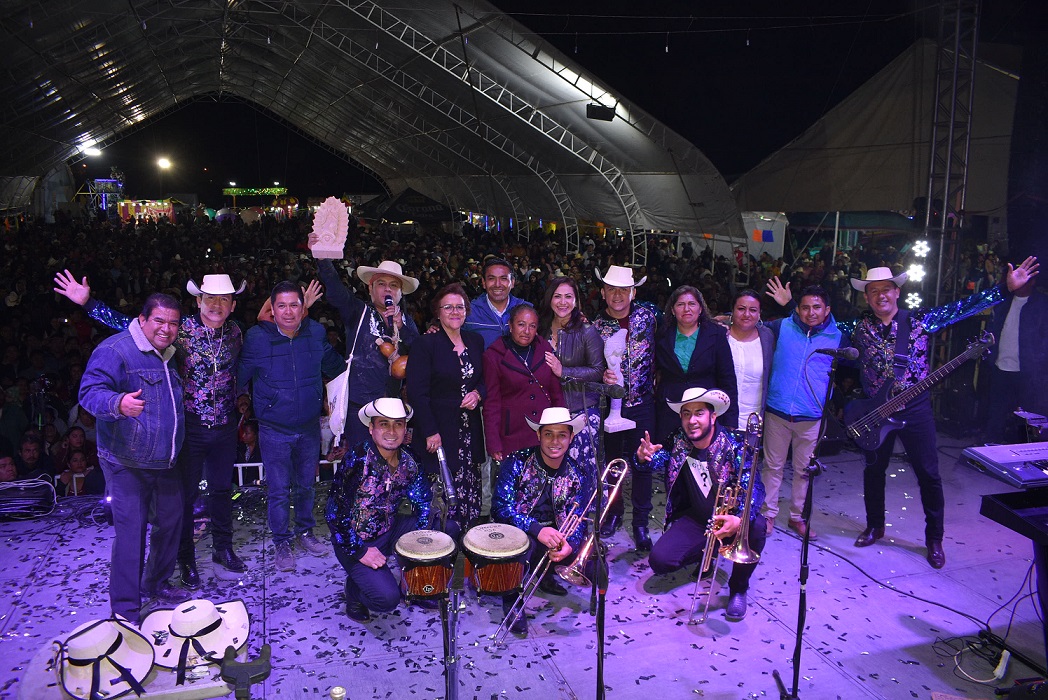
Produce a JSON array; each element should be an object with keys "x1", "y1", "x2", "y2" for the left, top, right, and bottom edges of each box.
[{"x1": 728, "y1": 334, "x2": 764, "y2": 431}]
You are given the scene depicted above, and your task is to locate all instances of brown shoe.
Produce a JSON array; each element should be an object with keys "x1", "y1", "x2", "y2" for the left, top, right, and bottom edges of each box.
[
  {"x1": 854, "y1": 527, "x2": 885, "y2": 547},
  {"x1": 787, "y1": 519, "x2": 817, "y2": 541}
]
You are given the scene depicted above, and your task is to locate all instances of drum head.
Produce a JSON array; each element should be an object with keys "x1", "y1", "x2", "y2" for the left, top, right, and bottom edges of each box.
[
  {"x1": 462, "y1": 523, "x2": 529, "y2": 558},
  {"x1": 395, "y1": 529, "x2": 456, "y2": 561}
]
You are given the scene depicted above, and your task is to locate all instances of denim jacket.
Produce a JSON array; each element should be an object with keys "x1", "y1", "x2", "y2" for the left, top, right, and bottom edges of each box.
[{"x1": 79, "y1": 319, "x2": 184, "y2": 470}]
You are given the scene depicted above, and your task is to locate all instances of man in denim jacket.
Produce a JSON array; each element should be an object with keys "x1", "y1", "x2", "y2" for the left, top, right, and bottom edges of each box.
[{"x1": 79, "y1": 293, "x2": 187, "y2": 622}]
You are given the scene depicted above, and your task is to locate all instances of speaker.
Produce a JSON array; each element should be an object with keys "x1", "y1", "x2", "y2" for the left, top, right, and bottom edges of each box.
[{"x1": 586, "y1": 104, "x2": 615, "y2": 122}]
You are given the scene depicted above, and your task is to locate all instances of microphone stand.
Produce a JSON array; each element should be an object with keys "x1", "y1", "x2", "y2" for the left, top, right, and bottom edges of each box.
[
  {"x1": 774, "y1": 355, "x2": 841, "y2": 700},
  {"x1": 591, "y1": 388, "x2": 609, "y2": 700}
]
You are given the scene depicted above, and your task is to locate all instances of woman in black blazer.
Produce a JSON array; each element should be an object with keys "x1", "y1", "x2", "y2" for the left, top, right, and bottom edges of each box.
[
  {"x1": 406, "y1": 283, "x2": 486, "y2": 537},
  {"x1": 653, "y1": 285, "x2": 739, "y2": 442}
]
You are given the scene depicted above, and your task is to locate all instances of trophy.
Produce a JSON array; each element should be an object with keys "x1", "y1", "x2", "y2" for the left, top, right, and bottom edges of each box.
[
  {"x1": 603, "y1": 329, "x2": 635, "y2": 433},
  {"x1": 309, "y1": 197, "x2": 349, "y2": 259}
]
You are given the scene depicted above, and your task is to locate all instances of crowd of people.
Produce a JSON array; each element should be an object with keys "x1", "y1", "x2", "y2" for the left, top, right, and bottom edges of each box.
[{"x1": 0, "y1": 208, "x2": 1040, "y2": 635}]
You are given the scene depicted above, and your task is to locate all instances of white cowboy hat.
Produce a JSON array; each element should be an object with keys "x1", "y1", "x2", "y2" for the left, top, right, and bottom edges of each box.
[
  {"x1": 525, "y1": 406, "x2": 588, "y2": 434},
  {"x1": 186, "y1": 274, "x2": 246, "y2": 297},
  {"x1": 667, "y1": 387, "x2": 731, "y2": 417},
  {"x1": 139, "y1": 599, "x2": 249, "y2": 681},
  {"x1": 595, "y1": 264, "x2": 646, "y2": 288},
  {"x1": 850, "y1": 266, "x2": 908, "y2": 292},
  {"x1": 356, "y1": 261, "x2": 419, "y2": 294},
  {"x1": 357, "y1": 397, "x2": 414, "y2": 427},
  {"x1": 59, "y1": 618, "x2": 155, "y2": 700}
]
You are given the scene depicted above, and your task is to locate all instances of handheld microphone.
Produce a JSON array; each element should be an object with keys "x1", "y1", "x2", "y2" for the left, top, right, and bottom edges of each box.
[
  {"x1": 383, "y1": 295, "x2": 395, "y2": 333},
  {"x1": 814, "y1": 346, "x2": 859, "y2": 361},
  {"x1": 436, "y1": 446, "x2": 458, "y2": 509}
]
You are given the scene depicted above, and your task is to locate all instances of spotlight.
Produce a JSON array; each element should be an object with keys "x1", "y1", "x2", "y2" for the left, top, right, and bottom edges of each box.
[
  {"x1": 905, "y1": 293, "x2": 922, "y2": 309},
  {"x1": 586, "y1": 103, "x2": 615, "y2": 122},
  {"x1": 913, "y1": 240, "x2": 930, "y2": 258},
  {"x1": 907, "y1": 264, "x2": 926, "y2": 283}
]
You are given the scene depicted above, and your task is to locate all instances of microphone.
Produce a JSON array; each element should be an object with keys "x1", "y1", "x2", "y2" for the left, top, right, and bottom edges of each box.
[
  {"x1": 814, "y1": 346, "x2": 859, "y2": 361},
  {"x1": 580, "y1": 381, "x2": 626, "y2": 399},
  {"x1": 383, "y1": 295, "x2": 395, "y2": 333},
  {"x1": 436, "y1": 446, "x2": 458, "y2": 509}
]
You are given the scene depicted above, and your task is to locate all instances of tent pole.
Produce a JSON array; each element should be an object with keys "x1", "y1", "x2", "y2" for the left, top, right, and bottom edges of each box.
[{"x1": 832, "y1": 211, "x2": 840, "y2": 262}]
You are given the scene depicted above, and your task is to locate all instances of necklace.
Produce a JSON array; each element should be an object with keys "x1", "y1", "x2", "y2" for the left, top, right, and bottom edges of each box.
[{"x1": 511, "y1": 343, "x2": 533, "y2": 366}]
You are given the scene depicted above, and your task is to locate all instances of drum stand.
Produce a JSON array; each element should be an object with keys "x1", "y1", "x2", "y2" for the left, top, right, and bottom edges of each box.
[{"x1": 440, "y1": 590, "x2": 461, "y2": 700}]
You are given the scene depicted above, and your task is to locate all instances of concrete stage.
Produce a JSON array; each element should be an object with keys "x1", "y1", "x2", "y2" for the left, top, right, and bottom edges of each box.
[{"x1": 1, "y1": 432, "x2": 1045, "y2": 700}]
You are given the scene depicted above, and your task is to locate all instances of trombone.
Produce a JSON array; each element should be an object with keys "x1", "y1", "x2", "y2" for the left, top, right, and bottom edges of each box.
[
  {"x1": 489, "y1": 458, "x2": 630, "y2": 650},
  {"x1": 689, "y1": 413, "x2": 763, "y2": 624}
]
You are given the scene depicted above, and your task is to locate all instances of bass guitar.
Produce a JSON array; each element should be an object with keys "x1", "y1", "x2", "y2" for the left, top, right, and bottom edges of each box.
[{"x1": 844, "y1": 332, "x2": 995, "y2": 451}]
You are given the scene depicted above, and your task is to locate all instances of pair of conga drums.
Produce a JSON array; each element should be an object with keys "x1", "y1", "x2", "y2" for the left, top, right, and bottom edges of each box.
[{"x1": 394, "y1": 523, "x2": 530, "y2": 599}]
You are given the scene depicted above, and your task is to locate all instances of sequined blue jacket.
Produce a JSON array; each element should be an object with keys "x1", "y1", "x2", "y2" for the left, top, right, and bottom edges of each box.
[
  {"x1": 593, "y1": 302, "x2": 657, "y2": 409},
  {"x1": 85, "y1": 299, "x2": 242, "y2": 427},
  {"x1": 846, "y1": 284, "x2": 1004, "y2": 398},
  {"x1": 325, "y1": 439, "x2": 432, "y2": 560},
  {"x1": 493, "y1": 447, "x2": 591, "y2": 552},
  {"x1": 639, "y1": 426, "x2": 764, "y2": 525}
]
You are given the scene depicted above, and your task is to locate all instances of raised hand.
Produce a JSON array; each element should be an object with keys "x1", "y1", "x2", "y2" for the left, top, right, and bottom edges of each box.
[
  {"x1": 54, "y1": 270, "x2": 91, "y2": 306},
  {"x1": 636, "y1": 430, "x2": 662, "y2": 463},
  {"x1": 1005, "y1": 256, "x2": 1039, "y2": 292},
  {"x1": 303, "y1": 279, "x2": 324, "y2": 308},
  {"x1": 765, "y1": 276, "x2": 792, "y2": 306}
]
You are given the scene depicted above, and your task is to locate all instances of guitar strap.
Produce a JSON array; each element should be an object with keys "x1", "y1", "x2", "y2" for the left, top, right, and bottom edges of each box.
[{"x1": 892, "y1": 310, "x2": 911, "y2": 385}]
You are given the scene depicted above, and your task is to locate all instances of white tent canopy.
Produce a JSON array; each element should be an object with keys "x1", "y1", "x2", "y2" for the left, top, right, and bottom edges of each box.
[
  {"x1": 0, "y1": 0, "x2": 745, "y2": 254},
  {"x1": 731, "y1": 39, "x2": 1018, "y2": 217}
]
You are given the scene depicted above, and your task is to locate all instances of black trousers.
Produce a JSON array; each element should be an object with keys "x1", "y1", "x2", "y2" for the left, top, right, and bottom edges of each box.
[
  {"x1": 862, "y1": 400, "x2": 944, "y2": 541},
  {"x1": 649, "y1": 511, "x2": 767, "y2": 594},
  {"x1": 177, "y1": 420, "x2": 238, "y2": 562},
  {"x1": 603, "y1": 401, "x2": 655, "y2": 526},
  {"x1": 334, "y1": 513, "x2": 421, "y2": 614}
]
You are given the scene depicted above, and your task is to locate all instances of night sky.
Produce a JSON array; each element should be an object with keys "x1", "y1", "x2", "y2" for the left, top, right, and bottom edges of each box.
[{"x1": 75, "y1": 1, "x2": 1030, "y2": 206}]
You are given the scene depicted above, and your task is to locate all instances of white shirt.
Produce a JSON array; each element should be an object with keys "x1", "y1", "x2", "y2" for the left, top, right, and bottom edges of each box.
[
  {"x1": 996, "y1": 295, "x2": 1029, "y2": 372},
  {"x1": 728, "y1": 334, "x2": 764, "y2": 430}
]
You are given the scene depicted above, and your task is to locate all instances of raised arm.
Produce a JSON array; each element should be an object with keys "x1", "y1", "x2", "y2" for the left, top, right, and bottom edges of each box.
[{"x1": 54, "y1": 270, "x2": 132, "y2": 331}]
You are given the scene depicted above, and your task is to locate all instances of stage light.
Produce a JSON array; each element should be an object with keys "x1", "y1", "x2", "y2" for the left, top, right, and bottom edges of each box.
[
  {"x1": 905, "y1": 293, "x2": 922, "y2": 309},
  {"x1": 157, "y1": 157, "x2": 171, "y2": 169},
  {"x1": 229, "y1": 181, "x2": 236, "y2": 186},
  {"x1": 907, "y1": 263, "x2": 926, "y2": 283},
  {"x1": 913, "y1": 240, "x2": 930, "y2": 258},
  {"x1": 84, "y1": 147, "x2": 101, "y2": 156}
]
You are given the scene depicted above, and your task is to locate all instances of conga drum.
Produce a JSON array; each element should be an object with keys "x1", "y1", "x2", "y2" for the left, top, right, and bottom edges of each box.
[
  {"x1": 462, "y1": 523, "x2": 530, "y2": 594},
  {"x1": 394, "y1": 530, "x2": 457, "y2": 599}
]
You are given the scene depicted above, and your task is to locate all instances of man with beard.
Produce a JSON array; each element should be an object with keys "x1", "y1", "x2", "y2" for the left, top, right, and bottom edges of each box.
[{"x1": 637, "y1": 387, "x2": 767, "y2": 620}]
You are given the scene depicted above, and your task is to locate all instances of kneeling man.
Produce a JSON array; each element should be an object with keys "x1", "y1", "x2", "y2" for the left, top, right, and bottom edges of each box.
[
  {"x1": 637, "y1": 387, "x2": 767, "y2": 620},
  {"x1": 493, "y1": 407, "x2": 594, "y2": 636},
  {"x1": 326, "y1": 398, "x2": 432, "y2": 622}
]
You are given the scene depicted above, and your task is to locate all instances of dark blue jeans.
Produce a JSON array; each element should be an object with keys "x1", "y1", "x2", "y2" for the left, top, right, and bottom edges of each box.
[
  {"x1": 334, "y1": 513, "x2": 420, "y2": 613},
  {"x1": 99, "y1": 458, "x2": 183, "y2": 620},
  {"x1": 603, "y1": 401, "x2": 656, "y2": 526},
  {"x1": 649, "y1": 511, "x2": 767, "y2": 593},
  {"x1": 177, "y1": 420, "x2": 238, "y2": 561},
  {"x1": 259, "y1": 424, "x2": 321, "y2": 546},
  {"x1": 862, "y1": 400, "x2": 944, "y2": 541}
]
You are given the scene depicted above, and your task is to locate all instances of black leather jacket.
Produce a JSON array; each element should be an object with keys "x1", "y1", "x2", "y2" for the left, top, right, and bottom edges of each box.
[{"x1": 552, "y1": 324, "x2": 606, "y2": 412}]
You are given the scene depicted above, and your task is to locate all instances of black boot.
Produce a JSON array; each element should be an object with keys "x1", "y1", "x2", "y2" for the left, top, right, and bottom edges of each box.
[
  {"x1": 344, "y1": 578, "x2": 370, "y2": 622},
  {"x1": 212, "y1": 547, "x2": 247, "y2": 573},
  {"x1": 178, "y1": 560, "x2": 199, "y2": 589},
  {"x1": 599, "y1": 515, "x2": 621, "y2": 538},
  {"x1": 502, "y1": 595, "x2": 527, "y2": 636},
  {"x1": 538, "y1": 572, "x2": 567, "y2": 596},
  {"x1": 633, "y1": 525, "x2": 652, "y2": 552}
]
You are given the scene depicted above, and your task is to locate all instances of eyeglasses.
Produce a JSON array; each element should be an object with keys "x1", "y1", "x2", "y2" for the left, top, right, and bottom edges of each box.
[{"x1": 439, "y1": 304, "x2": 467, "y2": 313}]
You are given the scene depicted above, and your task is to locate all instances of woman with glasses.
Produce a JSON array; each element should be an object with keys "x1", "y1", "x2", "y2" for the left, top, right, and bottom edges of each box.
[
  {"x1": 407, "y1": 283, "x2": 486, "y2": 536},
  {"x1": 537, "y1": 276, "x2": 605, "y2": 473}
]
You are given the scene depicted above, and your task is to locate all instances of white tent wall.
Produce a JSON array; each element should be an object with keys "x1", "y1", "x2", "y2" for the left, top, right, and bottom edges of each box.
[{"x1": 731, "y1": 39, "x2": 1018, "y2": 219}]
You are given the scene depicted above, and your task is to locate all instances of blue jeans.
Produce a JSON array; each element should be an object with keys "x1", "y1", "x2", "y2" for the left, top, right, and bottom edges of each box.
[
  {"x1": 99, "y1": 458, "x2": 183, "y2": 620},
  {"x1": 334, "y1": 513, "x2": 419, "y2": 613},
  {"x1": 259, "y1": 424, "x2": 320, "y2": 546}
]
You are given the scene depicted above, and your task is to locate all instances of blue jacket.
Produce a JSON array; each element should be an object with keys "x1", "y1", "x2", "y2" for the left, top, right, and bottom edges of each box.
[
  {"x1": 765, "y1": 310, "x2": 845, "y2": 420},
  {"x1": 464, "y1": 294, "x2": 526, "y2": 349},
  {"x1": 79, "y1": 319, "x2": 184, "y2": 470},
  {"x1": 238, "y1": 318, "x2": 345, "y2": 433}
]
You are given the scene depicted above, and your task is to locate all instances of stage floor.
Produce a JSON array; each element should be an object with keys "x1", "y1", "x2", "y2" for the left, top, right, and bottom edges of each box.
[{"x1": 2, "y1": 433, "x2": 1045, "y2": 700}]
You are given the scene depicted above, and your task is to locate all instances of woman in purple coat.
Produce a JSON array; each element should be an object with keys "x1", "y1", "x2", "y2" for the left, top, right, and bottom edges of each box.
[
  {"x1": 407, "y1": 283, "x2": 486, "y2": 534},
  {"x1": 482, "y1": 304, "x2": 565, "y2": 463}
]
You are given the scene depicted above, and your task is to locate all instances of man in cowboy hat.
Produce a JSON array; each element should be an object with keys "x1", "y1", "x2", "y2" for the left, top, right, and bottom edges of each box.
[
  {"x1": 493, "y1": 406, "x2": 594, "y2": 636},
  {"x1": 637, "y1": 387, "x2": 767, "y2": 620},
  {"x1": 313, "y1": 254, "x2": 421, "y2": 449},
  {"x1": 326, "y1": 398, "x2": 432, "y2": 622},
  {"x1": 239, "y1": 281, "x2": 346, "y2": 573},
  {"x1": 54, "y1": 271, "x2": 252, "y2": 586},
  {"x1": 592, "y1": 264, "x2": 658, "y2": 550},
  {"x1": 849, "y1": 256, "x2": 1038, "y2": 569}
]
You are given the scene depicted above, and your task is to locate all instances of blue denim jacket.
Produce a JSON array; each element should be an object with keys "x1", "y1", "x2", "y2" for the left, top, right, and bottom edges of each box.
[{"x1": 79, "y1": 319, "x2": 185, "y2": 469}]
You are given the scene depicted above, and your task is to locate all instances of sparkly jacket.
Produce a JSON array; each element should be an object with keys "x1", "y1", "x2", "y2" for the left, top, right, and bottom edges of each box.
[
  {"x1": 847, "y1": 285, "x2": 1004, "y2": 400},
  {"x1": 86, "y1": 299, "x2": 242, "y2": 427},
  {"x1": 493, "y1": 447, "x2": 591, "y2": 552},
  {"x1": 593, "y1": 302, "x2": 657, "y2": 409},
  {"x1": 325, "y1": 439, "x2": 432, "y2": 560},
  {"x1": 639, "y1": 426, "x2": 764, "y2": 525}
]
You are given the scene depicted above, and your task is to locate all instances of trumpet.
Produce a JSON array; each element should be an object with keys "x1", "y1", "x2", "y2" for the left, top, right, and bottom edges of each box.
[
  {"x1": 689, "y1": 412, "x2": 763, "y2": 624},
  {"x1": 489, "y1": 458, "x2": 629, "y2": 650}
]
